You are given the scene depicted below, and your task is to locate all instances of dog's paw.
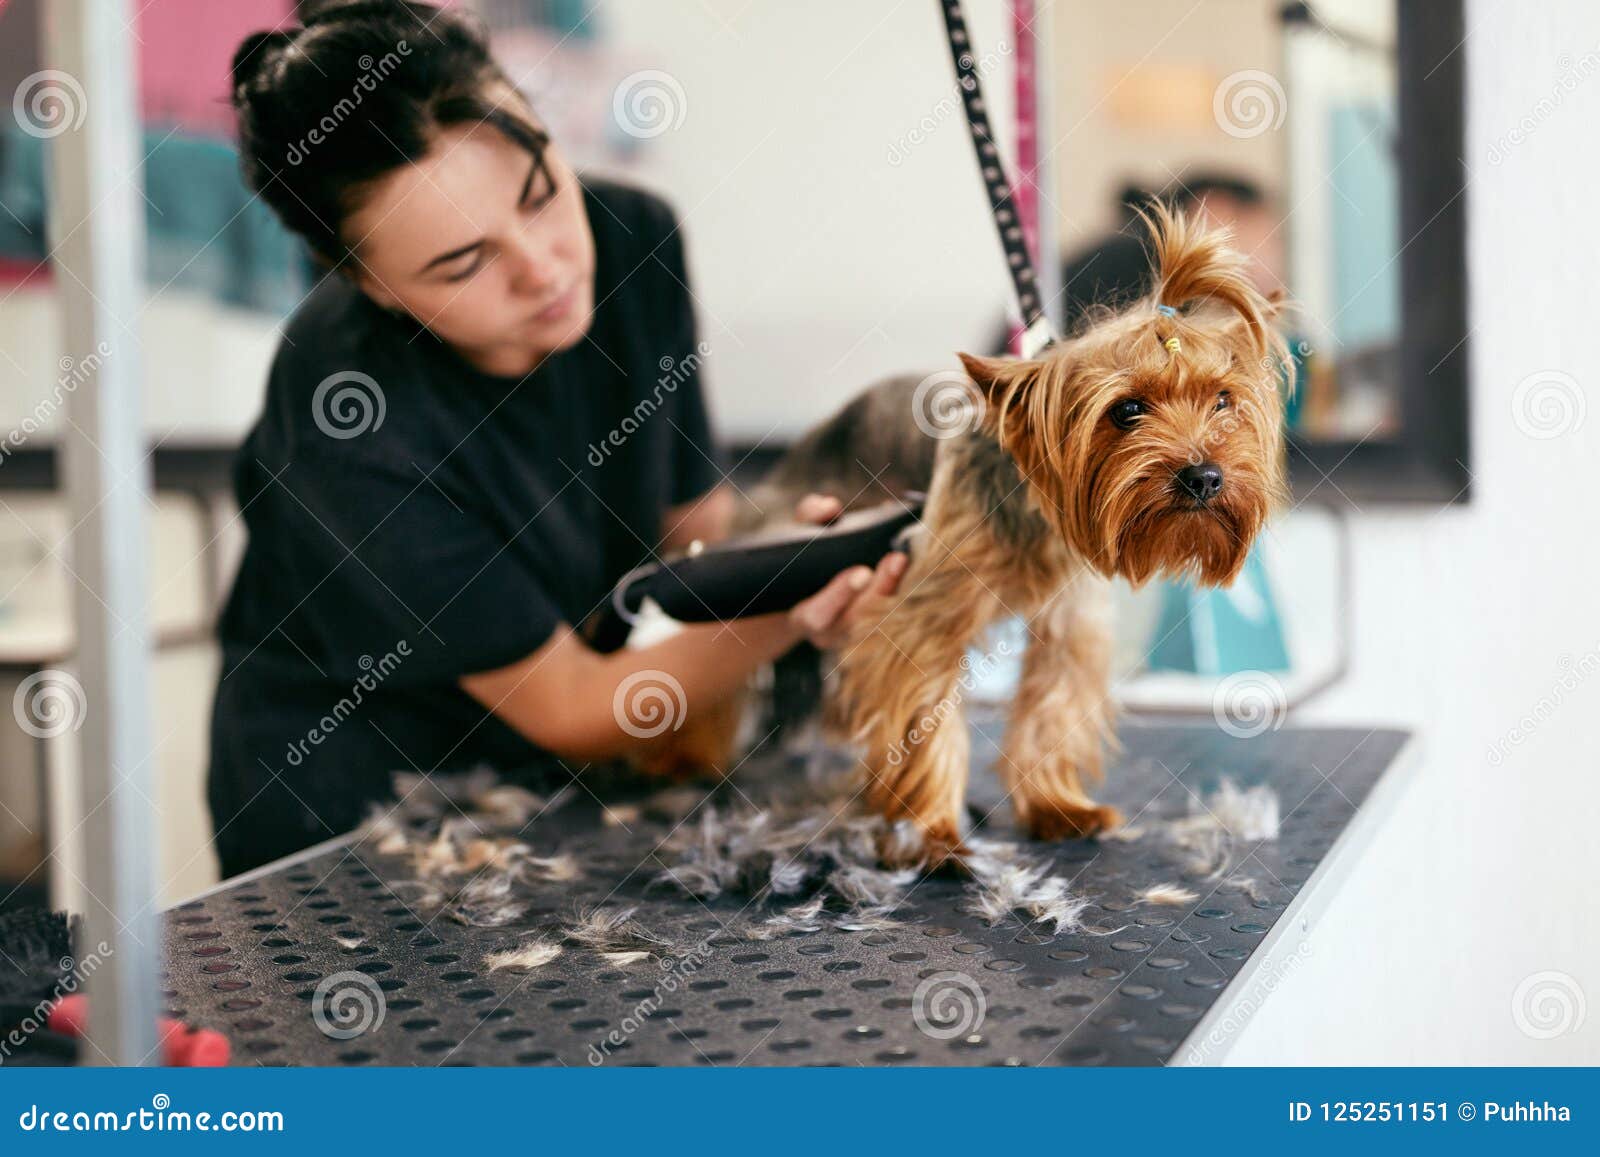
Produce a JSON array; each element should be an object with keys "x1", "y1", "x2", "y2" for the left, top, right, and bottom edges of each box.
[
  {"x1": 877, "y1": 824, "x2": 969, "y2": 875},
  {"x1": 1023, "y1": 801, "x2": 1123, "y2": 841}
]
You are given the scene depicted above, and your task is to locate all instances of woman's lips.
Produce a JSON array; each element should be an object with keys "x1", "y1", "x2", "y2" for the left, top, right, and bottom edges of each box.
[{"x1": 533, "y1": 281, "x2": 578, "y2": 323}]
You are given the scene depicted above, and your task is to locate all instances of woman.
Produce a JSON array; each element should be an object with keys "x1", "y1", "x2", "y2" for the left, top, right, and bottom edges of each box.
[{"x1": 211, "y1": 1, "x2": 904, "y2": 876}]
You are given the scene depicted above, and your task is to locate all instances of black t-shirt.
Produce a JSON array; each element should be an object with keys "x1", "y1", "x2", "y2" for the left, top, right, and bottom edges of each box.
[{"x1": 207, "y1": 178, "x2": 722, "y2": 876}]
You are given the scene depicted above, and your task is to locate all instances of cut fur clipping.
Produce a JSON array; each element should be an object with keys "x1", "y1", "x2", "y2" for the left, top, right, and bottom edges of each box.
[
  {"x1": 1114, "y1": 777, "x2": 1281, "y2": 880},
  {"x1": 1199, "y1": 778, "x2": 1281, "y2": 841},
  {"x1": 601, "y1": 803, "x2": 642, "y2": 828},
  {"x1": 1136, "y1": 882, "x2": 1200, "y2": 907},
  {"x1": 652, "y1": 775, "x2": 1089, "y2": 938},
  {"x1": 481, "y1": 905, "x2": 679, "y2": 974},
  {"x1": 358, "y1": 771, "x2": 580, "y2": 930},
  {"x1": 650, "y1": 777, "x2": 918, "y2": 939},
  {"x1": 365, "y1": 768, "x2": 1099, "y2": 976},
  {"x1": 484, "y1": 937, "x2": 564, "y2": 974},
  {"x1": 962, "y1": 839, "x2": 1093, "y2": 933},
  {"x1": 560, "y1": 904, "x2": 674, "y2": 955}
]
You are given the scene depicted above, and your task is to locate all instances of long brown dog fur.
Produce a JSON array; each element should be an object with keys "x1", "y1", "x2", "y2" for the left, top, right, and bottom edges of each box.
[{"x1": 658, "y1": 206, "x2": 1291, "y2": 868}]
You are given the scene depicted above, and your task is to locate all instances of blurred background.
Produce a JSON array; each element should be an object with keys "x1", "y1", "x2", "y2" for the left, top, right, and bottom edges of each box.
[{"x1": 0, "y1": 0, "x2": 1593, "y2": 1063}]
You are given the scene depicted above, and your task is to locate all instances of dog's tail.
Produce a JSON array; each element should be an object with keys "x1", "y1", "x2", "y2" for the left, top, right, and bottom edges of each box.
[{"x1": 1138, "y1": 202, "x2": 1282, "y2": 365}]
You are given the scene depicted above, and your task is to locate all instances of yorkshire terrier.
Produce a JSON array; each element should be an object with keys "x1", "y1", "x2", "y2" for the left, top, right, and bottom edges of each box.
[{"x1": 693, "y1": 207, "x2": 1291, "y2": 867}]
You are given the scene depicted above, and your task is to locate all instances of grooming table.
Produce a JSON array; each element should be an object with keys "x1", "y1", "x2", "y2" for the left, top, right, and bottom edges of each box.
[{"x1": 160, "y1": 721, "x2": 1414, "y2": 1067}]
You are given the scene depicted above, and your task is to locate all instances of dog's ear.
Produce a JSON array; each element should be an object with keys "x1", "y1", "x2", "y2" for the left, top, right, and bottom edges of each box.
[
  {"x1": 957, "y1": 352, "x2": 1046, "y2": 408},
  {"x1": 957, "y1": 351, "x2": 1052, "y2": 451},
  {"x1": 957, "y1": 352, "x2": 1011, "y2": 400}
]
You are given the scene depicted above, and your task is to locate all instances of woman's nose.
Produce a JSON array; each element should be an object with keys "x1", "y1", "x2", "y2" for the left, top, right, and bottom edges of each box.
[{"x1": 504, "y1": 232, "x2": 559, "y2": 295}]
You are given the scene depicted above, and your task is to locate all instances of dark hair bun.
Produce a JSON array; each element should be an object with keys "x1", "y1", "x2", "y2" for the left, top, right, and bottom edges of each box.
[
  {"x1": 229, "y1": 30, "x2": 296, "y2": 95},
  {"x1": 229, "y1": 2, "x2": 528, "y2": 262}
]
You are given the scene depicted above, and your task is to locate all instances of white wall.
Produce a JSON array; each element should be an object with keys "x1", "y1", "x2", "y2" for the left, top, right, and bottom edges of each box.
[
  {"x1": 595, "y1": 0, "x2": 1019, "y2": 441},
  {"x1": 1225, "y1": 0, "x2": 1599, "y2": 1063}
]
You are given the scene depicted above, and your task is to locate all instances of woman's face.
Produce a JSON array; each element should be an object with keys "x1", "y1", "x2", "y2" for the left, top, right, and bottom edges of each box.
[{"x1": 343, "y1": 118, "x2": 596, "y2": 376}]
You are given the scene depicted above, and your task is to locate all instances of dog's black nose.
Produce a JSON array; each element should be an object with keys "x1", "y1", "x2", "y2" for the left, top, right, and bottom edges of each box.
[{"x1": 1177, "y1": 462, "x2": 1224, "y2": 503}]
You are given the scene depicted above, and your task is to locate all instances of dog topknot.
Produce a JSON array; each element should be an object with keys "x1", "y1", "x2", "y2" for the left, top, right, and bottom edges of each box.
[{"x1": 1141, "y1": 200, "x2": 1280, "y2": 364}]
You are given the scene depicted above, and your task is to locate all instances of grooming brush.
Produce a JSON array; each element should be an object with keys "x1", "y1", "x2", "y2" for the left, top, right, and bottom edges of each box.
[{"x1": 0, "y1": 907, "x2": 78, "y2": 1061}]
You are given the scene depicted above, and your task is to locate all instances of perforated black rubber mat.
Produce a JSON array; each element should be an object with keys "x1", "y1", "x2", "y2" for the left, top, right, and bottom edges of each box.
[{"x1": 161, "y1": 722, "x2": 1410, "y2": 1067}]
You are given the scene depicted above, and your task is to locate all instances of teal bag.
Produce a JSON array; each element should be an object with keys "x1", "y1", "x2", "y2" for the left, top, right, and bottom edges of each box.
[{"x1": 1146, "y1": 544, "x2": 1290, "y2": 674}]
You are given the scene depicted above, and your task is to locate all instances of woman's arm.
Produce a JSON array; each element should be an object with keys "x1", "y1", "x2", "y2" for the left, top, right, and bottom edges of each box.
[
  {"x1": 460, "y1": 546, "x2": 905, "y2": 761},
  {"x1": 661, "y1": 483, "x2": 735, "y2": 553}
]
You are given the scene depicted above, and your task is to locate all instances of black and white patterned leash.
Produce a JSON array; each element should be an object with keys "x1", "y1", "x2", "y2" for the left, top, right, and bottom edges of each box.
[{"x1": 937, "y1": 0, "x2": 1056, "y2": 357}]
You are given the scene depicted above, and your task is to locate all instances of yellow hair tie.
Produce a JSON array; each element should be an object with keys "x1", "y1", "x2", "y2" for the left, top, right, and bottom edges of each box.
[{"x1": 1164, "y1": 336, "x2": 1182, "y2": 354}]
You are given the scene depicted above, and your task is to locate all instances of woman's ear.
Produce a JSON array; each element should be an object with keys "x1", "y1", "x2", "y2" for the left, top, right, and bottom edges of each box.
[{"x1": 348, "y1": 265, "x2": 405, "y2": 315}]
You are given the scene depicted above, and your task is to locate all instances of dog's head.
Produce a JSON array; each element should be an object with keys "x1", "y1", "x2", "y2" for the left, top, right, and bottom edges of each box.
[{"x1": 960, "y1": 205, "x2": 1292, "y2": 588}]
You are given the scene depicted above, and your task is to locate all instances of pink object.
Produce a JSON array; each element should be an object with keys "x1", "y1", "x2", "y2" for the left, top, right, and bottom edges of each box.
[
  {"x1": 181, "y1": 1029, "x2": 232, "y2": 1067},
  {"x1": 1008, "y1": 0, "x2": 1043, "y2": 356},
  {"x1": 136, "y1": 0, "x2": 295, "y2": 134},
  {"x1": 134, "y1": 0, "x2": 469, "y2": 134},
  {"x1": 47, "y1": 993, "x2": 231, "y2": 1067}
]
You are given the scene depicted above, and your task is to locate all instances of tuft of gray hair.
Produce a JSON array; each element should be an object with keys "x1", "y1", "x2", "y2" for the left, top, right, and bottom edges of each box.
[
  {"x1": 559, "y1": 905, "x2": 674, "y2": 957},
  {"x1": 1162, "y1": 778, "x2": 1282, "y2": 878},
  {"x1": 964, "y1": 839, "x2": 1091, "y2": 934}
]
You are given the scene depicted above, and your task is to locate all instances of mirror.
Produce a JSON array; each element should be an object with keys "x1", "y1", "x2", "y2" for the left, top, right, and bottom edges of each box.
[{"x1": 1051, "y1": 0, "x2": 1468, "y2": 503}]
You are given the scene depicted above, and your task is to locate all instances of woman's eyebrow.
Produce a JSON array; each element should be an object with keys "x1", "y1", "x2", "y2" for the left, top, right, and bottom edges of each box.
[{"x1": 419, "y1": 238, "x2": 483, "y2": 275}]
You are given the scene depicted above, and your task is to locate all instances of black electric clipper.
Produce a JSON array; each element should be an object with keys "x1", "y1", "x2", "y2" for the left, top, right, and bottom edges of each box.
[{"x1": 591, "y1": 493, "x2": 924, "y2": 647}]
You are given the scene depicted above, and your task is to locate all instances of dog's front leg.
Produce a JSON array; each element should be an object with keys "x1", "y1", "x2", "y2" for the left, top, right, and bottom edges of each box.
[
  {"x1": 1002, "y1": 572, "x2": 1123, "y2": 840},
  {"x1": 829, "y1": 567, "x2": 990, "y2": 868}
]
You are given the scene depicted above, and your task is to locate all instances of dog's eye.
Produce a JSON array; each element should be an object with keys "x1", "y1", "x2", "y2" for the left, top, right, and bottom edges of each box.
[
  {"x1": 1109, "y1": 398, "x2": 1145, "y2": 430},
  {"x1": 1215, "y1": 390, "x2": 1231, "y2": 412}
]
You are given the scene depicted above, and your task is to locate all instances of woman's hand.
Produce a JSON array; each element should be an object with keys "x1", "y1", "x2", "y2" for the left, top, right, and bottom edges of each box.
[{"x1": 786, "y1": 493, "x2": 910, "y2": 651}]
